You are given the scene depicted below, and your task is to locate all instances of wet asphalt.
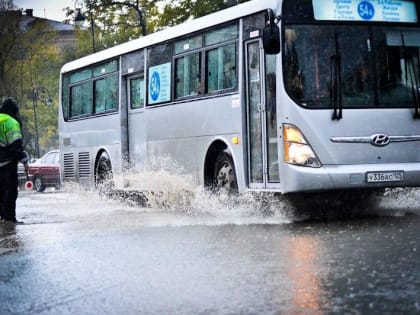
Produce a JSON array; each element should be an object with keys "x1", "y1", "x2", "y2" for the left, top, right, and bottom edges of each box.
[{"x1": 0, "y1": 188, "x2": 419, "y2": 314}]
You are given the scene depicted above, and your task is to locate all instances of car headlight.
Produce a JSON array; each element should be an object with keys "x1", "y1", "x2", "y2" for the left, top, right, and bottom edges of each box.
[{"x1": 283, "y1": 124, "x2": 321, "y2": 168}]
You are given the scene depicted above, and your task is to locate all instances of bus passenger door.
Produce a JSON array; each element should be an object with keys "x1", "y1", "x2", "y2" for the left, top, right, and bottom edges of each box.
[
  {"x1": 126, "y1": 75, "x2": 147, "y2": 171},
  {"x1": 245, "y1": 40, "x2": 279, "y2": 189}
]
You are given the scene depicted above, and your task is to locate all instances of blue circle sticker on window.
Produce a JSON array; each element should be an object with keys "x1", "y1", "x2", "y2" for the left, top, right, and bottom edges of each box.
[
  {"x1": 358, "y1": 1, "x2": 375, "y2": 20},
  {"x1": 150, "y1": 71, "x2": 161, "y2": 101}
]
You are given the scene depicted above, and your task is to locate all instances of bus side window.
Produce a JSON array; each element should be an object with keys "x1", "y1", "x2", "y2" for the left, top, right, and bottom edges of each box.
[
  {"x1": 130, "y1": 77, "x2": 144, "y2": 109},
  {"x1": 105, "y1": 74, "x2": 118, "y2": 111},
  {"x1": 95, "y1": 79, "x2": 106, "y2": 113},
  {"x1": 70, "y1": 82, "x2": 92, "y2": 117},
  {"x1": 206, "y1": 43, "x2": 237, "y2": 93},
  {"x1": 62, "y1": 75, "x2": 70, "y2": 120},
  {"x1": 94, "y1": 74, "x2": 118, "y2": 113},
  {"x1": 175, "y1": 53, "x2": 201, "y2": 98}
]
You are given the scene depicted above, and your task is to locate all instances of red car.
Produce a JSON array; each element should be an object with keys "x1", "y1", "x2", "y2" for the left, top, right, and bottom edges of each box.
[{"x1": 28, "y1": 150, "x2": 61, "y2": 192}]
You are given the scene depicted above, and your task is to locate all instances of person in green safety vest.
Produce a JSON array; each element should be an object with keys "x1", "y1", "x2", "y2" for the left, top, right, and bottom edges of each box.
[{"x1": 0, "y1": 98, "x2": 28, "y2": 224}]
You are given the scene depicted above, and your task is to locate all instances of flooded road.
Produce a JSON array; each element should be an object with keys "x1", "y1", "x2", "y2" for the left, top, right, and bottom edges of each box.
[{"x1": 0, "y1": 187, "x2": 419, "y2": 314}]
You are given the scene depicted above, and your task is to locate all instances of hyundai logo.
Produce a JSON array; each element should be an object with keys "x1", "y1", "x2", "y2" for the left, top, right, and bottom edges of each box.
[{"x1": 371, "y1": 134, "x2": 390, "y2": 147}]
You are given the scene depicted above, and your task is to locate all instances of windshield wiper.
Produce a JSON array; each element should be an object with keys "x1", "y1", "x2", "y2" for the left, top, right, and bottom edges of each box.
[
  {"x1": 330, "y1": 32, "x2": 343, "y2": 120},
  {"x1": 401, "y1": 32, "x2": 420, "y2": 119}
]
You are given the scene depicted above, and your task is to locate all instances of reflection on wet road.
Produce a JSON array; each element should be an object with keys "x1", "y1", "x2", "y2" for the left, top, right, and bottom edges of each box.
[{"x1": 0, "y1": 188, "x2": 419, "y2": 314}]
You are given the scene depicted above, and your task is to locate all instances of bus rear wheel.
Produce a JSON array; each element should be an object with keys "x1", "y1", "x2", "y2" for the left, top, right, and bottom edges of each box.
[
  {"x1": 214, "y1": 152, "x2": 238, "y2": 193},
  {"x1": 95, "y1": 153, "x2": 113, "y2": 193}
]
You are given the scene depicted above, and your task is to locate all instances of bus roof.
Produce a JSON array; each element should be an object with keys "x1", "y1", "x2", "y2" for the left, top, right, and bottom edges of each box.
[{"x1": 61, "y1": 0, "x2": 280, "y2": 74}]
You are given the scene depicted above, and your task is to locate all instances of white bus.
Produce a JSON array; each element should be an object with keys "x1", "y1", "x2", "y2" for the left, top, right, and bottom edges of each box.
[{"x1": 59, "y1": 0, "x2": 420, "y2": 194}]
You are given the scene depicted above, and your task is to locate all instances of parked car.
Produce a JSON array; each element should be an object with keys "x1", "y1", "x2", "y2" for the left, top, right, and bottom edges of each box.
[
  {"x1": 28, "y1": 150, "x2": 61, "y2": 192},
  {"x1": 18, "y1": 163, "x2": 27, "y2": 189}
]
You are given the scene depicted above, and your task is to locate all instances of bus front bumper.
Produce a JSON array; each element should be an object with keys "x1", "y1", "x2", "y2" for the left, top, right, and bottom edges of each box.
[{"x1": 283, "y1": 163, "x2": 420, "y2": 193}]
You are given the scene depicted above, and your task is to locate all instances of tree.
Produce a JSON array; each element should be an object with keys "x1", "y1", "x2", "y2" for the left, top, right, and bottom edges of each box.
[
  {"x1": 65, "y1": 0, "x2": 250, "y2": 57},
  {"x1": 17, "y1": 22, "x2": 61, "y2": 156},
  {"x1": 157, "y1": 0, "x2": 250, "y2": 29},
  {"x1": 65, "y1": 0, "x2": 161, "y2": 54},
  {"x1": 1, "y1": 1, "x2": 62, "y2": 156},
  {"x1": 0, "y1": 0, "x2": 14, "y2": 10},
  {"x1": 0, "y1": 10, "x2": 20, "y2": 96},
  {"x1": 158, "y1": 0, "x2": 225, "y2": 27},
  {"x1": 0, "y1": 0, "x2": 250, "y2": 156}
]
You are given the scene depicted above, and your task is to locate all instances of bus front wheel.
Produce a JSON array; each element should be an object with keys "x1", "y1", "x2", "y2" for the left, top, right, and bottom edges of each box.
[{"x1": 214, "y1": 152, "x2": 238, "y2": 193}]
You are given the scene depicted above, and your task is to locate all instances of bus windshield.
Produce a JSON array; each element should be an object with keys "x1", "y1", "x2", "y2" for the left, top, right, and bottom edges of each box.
[{"x1": 284, "y1": 25, "x2": 420, "y2": 109}]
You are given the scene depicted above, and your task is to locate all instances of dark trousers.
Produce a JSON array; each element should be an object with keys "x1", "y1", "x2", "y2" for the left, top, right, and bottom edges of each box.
[{"x1": 0, "y1": 162, "x2": 18, "y2": 221}]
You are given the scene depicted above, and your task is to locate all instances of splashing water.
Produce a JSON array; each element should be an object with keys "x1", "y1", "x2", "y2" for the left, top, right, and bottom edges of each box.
[
  {"x1": 57, "y1": 155, "x2": 420, "y2": 225},
  {"x1": 93, "y1": 163, "x2": 420, "y2": 224},
  {"x1": 88, "y1": 156, "x2": 293, "y2": 224},
  {"x1": 109, "y1": 172, "x2": 292, "y2": 224}
]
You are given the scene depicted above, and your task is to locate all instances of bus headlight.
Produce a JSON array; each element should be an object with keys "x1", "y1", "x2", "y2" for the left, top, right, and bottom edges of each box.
[{"x1": 283, "y1": 124, "x2": 321, "y2": 168}]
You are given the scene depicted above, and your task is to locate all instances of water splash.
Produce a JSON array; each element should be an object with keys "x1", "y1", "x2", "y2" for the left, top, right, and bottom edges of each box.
[
  {"x1": 89, "y1": 157, "x2": 293, "y2": 224},
  {"x1": 58, "y1": 155, "x2": 420, "y2": 225}
]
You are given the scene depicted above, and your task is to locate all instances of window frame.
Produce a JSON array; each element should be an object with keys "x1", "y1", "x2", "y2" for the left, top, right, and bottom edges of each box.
[
  {"x1": 128, "y1": 75, "x2": 145, "y2": 110},
  {"x1": 94, "y1": 72, "x2": 119, "y2": 114},
  {"x1": 66, "y1": 59, "x2": 119, "y2": 120},
  {"x1": 69, "y1": 80, "x2": 93, "y2": 119},
  {"x1": 146, "y1": 22, "x2": 239, "y2": 106},
  {"x1": 174, "y1": 51, "x2": 202, "y2": 99},
  {"x1": 282, "y1": 23, "x2": 420, "y2": 110},
  {"x1": 204, "y1": 40, "x2": 238, "y2": 95}
]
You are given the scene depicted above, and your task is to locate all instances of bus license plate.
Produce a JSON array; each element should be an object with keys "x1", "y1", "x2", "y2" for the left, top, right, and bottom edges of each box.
[{"x1": 366, "y1": 171, "x2": 404, "y2": 183}]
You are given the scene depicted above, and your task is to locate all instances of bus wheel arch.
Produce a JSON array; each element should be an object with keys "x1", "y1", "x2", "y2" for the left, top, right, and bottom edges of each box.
[
  {"x1": 94, "y1": 150, "x2": 113, "y2": 190},
  {"x1": 204, "y1": 140, "x2": 238, "y2": 193}
]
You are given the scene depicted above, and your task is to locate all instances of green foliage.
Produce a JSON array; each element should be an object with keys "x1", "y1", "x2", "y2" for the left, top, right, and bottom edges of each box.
[
  {"x1": 0, "y1": 0, "x2": 14, "y2": 10},
  {"x1": 0, "y1": 11, "x2": 20, "y2": 96},
  {"x1": 67, "y1": 0, "x2": 159, "y2": 53},
  {"x1": 67, "y1": 0, "x2": 250, "y2": 55},
  {"x1": 1, "y1": 0, "x2": 250, "y2": 157},
  {"x1": 13, "y1": 23, "x2": 61, "y2": 157},
  {"x1": 0, "y1": 3, "x2": 62, "y2": 157},
  {"x1": 159, "y1": 0, "x2": 226, "y2": 27}
]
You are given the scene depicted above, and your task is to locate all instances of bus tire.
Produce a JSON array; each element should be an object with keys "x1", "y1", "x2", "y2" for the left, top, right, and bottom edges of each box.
[
  {"x1": 95, "y1": 153, "x2": 113, "y2": 193},
  {"x1": 214, "y1": 151, "x2": 238, "y2": 193}
]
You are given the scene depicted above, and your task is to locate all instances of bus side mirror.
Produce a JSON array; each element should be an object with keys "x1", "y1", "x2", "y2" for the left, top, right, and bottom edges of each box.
[{"x1": 263, "y1": 9, "x2": 280, "y2": 55}]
